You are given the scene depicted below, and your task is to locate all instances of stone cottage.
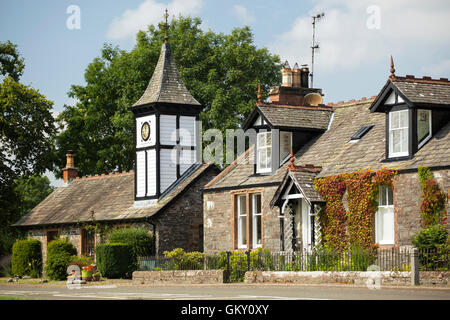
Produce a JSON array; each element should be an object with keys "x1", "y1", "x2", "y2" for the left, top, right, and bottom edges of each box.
[
  {"x1": 203, "y1": 58, "x2": 450, "y2": 253},
  {"x1": 13, "y1": 37, "x2": 219, "y2": 260}
]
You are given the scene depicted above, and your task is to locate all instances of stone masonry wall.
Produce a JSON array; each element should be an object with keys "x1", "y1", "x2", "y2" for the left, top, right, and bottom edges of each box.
[
  {"x1": 245, "y1": 271, "x2": 449, "y2": 287},
  {"x1": 394, "y1": 169, "x2": 450, "y2": 246},
  {"x1": 132, "y1": 270, "x2": 225, "y2": 284},
  {"x1": 151, "y1": 167, "x2": 219, "y2": 254},
  {"x1": 203, "y1": 185, "x2": 280, "y2": 253}
]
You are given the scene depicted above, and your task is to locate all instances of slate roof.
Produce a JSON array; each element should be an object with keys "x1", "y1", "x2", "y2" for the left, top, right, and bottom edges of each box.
[
  {"x1": 256, "y1": 104, "x2": 333, "y2": 130},
  {"x1": 132, "y1": 41, "x2": 201, "y2": 107},
  {"x1": 270, "y1": 169, "x2": 324, "y2": 208},
  {"x1": 205, "y1": 97, "x2": 450, "y2": 190},
  {"x1": 14, "y1": 163, "x2": 215, "y2": 227},
  {"x1": 392, "y1": 77, "x2": 450, "y2": 106}
]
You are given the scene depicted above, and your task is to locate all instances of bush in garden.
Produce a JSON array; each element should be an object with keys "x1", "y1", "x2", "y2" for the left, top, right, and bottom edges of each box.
[
  {"x1": 107, "y1": 227, "x2": 154, "y2": 257},
  {"x1": 95, "y1": 243, "x2": 137, "y2": 278},
  {"x1": 163, "y1": 248, "x2": 204, "y2": 270},
  {"x1": 412, "y1": 225, "x2": 449, "y2": 270},
  {"x1": 45, "y1": 240, "x2": 77, "y2": 280},
  {"x1": 11, "y1": 239, "x2": 42, "y2": 278},
  {"x1": 412, "y1": 224, "x2": 448, "y2": 250}
]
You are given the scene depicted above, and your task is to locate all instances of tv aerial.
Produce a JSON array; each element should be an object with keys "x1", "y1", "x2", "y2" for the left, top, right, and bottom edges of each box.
[{"x1": 310, "y1": 12, "x2": 324, "y2": 88}]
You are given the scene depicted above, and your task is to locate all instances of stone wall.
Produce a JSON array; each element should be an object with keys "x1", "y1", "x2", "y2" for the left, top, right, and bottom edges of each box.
[
  {"x1": 132, "y1": 270, "x2": 225, "y2": 284},
  {"x1": 151, "y1": 166, "x2": 219, "y2": 254},
  {"x1": 203, "y1": 185, "x2": 280, "y2": 253},
  {"x1": 244, "y1": 271, "x2": 450, "y2": 287},
  {"x1": 394, "y1": 169, "x2": 450, "y2": 246}
]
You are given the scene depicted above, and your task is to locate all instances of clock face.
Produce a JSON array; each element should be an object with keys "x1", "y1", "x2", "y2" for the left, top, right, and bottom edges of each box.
[{"x1": 141, "y1": 122, "x2": 150, "y2": 141}]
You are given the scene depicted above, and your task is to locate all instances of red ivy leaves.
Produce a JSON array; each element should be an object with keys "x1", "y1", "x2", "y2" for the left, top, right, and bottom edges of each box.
[{"x1": 314, "y1": 168, "x2": 397, "y2": 251}]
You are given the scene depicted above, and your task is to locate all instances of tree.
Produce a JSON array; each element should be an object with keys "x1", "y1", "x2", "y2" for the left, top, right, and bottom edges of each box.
[
  {"x1": 0, "y1": 41, "x2": 56, "y2": 256},
  {"x1": 0, "y1": 40, "x2": 24, "y2": 81},
  {"x1": 55, "y1": 16, "x2": 281, "y2": 177},
  {"x1": 14, "y1": 175, "x2": 54, "y2": 217}
]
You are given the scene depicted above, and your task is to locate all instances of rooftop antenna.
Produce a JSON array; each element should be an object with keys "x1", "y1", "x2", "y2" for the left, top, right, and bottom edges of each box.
[{"x1": 310, "y1": 12, "x2": 324, "y2": 88}]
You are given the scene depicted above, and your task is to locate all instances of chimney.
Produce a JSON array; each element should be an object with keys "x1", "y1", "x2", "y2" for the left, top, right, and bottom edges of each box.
[
  {"x1": 281, "y1": 61, "x2": 292, "y2": 87},
  {"x1": 292, "y1": 63, "x2": 301, "y2": 87},
  {"x1": 300, "y1": 65, "x2": 309, "y2": 88},
  {"x1": 62, "y1": 150, "x2": 78, "y2": 183}
]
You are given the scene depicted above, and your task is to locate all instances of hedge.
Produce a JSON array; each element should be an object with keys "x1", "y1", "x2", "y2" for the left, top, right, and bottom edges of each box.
[
  {"x1": 11, "y1": 239, "x2": 42, "y2": 278},
  {"x1": 107, "y1": 227, "x2": 154, "y2": 256},
  {"x1": 45, "y1": 240, "x2": 77, "y2": 280},
  {"x1": 95, "y1": 243, "x2": 137, "y2": 279}
]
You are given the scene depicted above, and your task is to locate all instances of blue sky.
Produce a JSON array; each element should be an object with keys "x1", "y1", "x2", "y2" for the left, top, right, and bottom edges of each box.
[{"x1": 1, "y1": 0, "x2": 450, "y2": 185}]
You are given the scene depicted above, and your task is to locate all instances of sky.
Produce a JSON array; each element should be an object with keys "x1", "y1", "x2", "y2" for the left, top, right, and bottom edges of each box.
[{"x1": 1, "y1": 0, "x2": 450, "y2": 186}]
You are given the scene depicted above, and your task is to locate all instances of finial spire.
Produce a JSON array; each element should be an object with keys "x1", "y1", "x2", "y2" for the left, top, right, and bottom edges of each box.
[
  {"x1": 389, "y1": 55, "x2": 396, "y2": 79},
  {"x1": 257, "y1": 82, "x2": 262, "y2": 103},
  {"x1": 164, "y1": 8, "x2": 169, "y2": 43},
  {"x1": 289, "y1": 146, "x2": 295, "y2": 170}
]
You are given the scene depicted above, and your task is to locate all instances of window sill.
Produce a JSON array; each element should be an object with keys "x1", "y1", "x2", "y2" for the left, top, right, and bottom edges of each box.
[{"x1": 381, "y1": 155, "x2": 413, "y2": 163}]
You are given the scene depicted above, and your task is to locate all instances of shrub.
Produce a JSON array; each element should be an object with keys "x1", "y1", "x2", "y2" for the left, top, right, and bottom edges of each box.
[
  {"x1": 45, "y1": 240, "x2": 77, "y2": 280},
  {"x1": 107, "y1": 227, "x2": 154, "y2": 257},
  {"x1": 11, "y1": 239, "x2": 42, "y2": 278},
  {"x1": 95, "y1": 243, "x2": 137, "y2": 278},
  {"x1": 163, "y1": 248, "x2": 204, "y2": 270},
  {"x1": 412, "y1": 224, "x2": 448, "y2": 250}
]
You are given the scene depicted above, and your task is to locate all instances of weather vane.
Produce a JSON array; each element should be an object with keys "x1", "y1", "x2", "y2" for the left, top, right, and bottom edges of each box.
[{"x1": 164, "y1": 8, "x2": 169, "y2": 42}]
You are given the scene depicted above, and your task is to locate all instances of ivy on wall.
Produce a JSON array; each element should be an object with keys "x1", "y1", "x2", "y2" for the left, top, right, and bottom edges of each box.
[
  {"x1": 314, "y1": 168, "x2": 397, "y2": 251},
  {"x1": 417, "y1": 166, "x2": 448, "y2": 227}
]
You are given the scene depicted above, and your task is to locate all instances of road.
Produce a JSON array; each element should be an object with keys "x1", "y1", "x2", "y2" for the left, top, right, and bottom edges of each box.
[{"x1": 0, "y1": 283, "x2": 449, "y2": 300}]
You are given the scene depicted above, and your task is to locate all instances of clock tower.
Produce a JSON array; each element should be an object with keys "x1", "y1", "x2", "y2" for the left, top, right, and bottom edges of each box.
[{"x1": 130, "y1": 34, "x2": 202, "y2": 204}]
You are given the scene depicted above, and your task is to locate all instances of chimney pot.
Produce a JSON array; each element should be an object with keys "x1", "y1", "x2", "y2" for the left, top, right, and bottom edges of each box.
[{"x1": 62, "y1": 150, "x2": 78, "y2": 183}]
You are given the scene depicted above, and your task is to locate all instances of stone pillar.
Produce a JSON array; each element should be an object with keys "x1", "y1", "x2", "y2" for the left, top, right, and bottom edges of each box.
[{"x1": 411, "y1": 247, "x2": 420, "y2": 286}]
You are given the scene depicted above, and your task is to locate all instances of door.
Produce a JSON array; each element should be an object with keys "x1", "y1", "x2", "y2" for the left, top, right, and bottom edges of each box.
[{"x1": 300, "y1": 199, "x2": 312, "y2": 251}]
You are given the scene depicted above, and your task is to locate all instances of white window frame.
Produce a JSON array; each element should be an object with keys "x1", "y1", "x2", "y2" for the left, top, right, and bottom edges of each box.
[
  {"x1": 375, "y1": 186, "x2": 394, "y2": 245},
  {"x1": 256, "y1": 131, "x2": 272, "y2": 173},
  {"x1": 237, "y1": 194, "x2": 247, "y2": 249},
  {"x1": 389, "y1": 109, "x2": 409, "y2": 158},
  {"x1": 417, "y1": 109, "x2": 432, "y2": 149},
  {"x1": 252, "y1": 194, "x2": 262, "y2": 248}
]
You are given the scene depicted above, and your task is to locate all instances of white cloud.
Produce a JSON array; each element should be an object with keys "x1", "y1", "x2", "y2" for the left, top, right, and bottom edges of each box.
[
  {"x1": 107, "y1": 0, "x2": 204, "y2": 41},
  {"x1": 233, "y1": 5, "x2": 255, "y2": 24},
  {"x1": 270, "y1": 0, "x2": 450, "y2": 74}
]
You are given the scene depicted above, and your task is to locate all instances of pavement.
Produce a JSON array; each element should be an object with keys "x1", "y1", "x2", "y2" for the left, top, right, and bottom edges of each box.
[{"x1": 0, "y1": 280, "x2": 449, "y2": 300}]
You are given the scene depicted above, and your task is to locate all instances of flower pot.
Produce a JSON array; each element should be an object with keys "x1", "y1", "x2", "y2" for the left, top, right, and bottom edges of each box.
[
  {"x1": 81, "y1": 270, "x2": 93, "y2": 281},
  {"x1": 93, "y1": 274, "x2": 101, "y2": 281}
]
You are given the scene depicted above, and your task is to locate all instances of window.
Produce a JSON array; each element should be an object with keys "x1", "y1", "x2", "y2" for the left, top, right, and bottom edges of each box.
[
  {"x1": 417, "y1": 109, "x2": 432, "y2": 148},
  {"x1": 279, "y1": 131, "x2": 292, "y2": 163},
  {"x1": 389, "y1": 109, "x2": 409, "y2": 157},
  {"x1": 234, "y1": 192, "x2": 263, "y2": 249},
  {"x1": 252, "y1": 194, "x2": 262, "y2": 248},
  {"x1": 81, "y1": 229, "x2": 95, "y2": 257},
  {"x1": 46, "y1": 230, "x2": 59, "y2": 244},
  {"x1": 257, "y1": 132, "x2": 272, "y2": 173},
  {"x1": 237, "y1": 194, "x2": 247, "y2": 249},
  {"x1": 351, "y1": 125, "x2": 373, "y2": 140},
  {"x1": 376, "y1": 186, "x2": 394, "y2": 245}
]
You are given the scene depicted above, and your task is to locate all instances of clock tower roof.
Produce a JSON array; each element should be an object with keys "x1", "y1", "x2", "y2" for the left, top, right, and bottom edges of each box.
[{"x1": 132, "y1": 41, "x2": 201, "y2": 108}]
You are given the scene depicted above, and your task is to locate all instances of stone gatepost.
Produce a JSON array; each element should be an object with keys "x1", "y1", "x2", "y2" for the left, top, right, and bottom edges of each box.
[{"x1": 411, "y1": 248, "x2": 420, "y2": 286}]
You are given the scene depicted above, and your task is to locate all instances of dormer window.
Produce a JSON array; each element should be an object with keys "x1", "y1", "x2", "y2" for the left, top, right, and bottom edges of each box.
[
  {"x1": 417, "y1": 109, "x2": 432, "y2": 148},
  {"x1": 256, "y1": 131, "x2": 272, "y2": 173},
  {"x1": 280, "y1": 131, "x2": 292, "y2": 163},
  {"x1": 388, "y1": 109, "x2": 409, "y2": 157}
]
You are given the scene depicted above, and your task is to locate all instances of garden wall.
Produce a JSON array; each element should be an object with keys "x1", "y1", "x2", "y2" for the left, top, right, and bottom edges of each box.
[
  {"x1": 244, "y1": 271, "x2": 450, "y2": 287},
  {"x1": 132, "y1": 270, "x2": 226, "y2": 284}
]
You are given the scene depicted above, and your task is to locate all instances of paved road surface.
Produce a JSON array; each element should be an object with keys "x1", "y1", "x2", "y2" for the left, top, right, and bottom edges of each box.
[{"x1": 0, "y1": 284, "x2": 449, "y2": 300}]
